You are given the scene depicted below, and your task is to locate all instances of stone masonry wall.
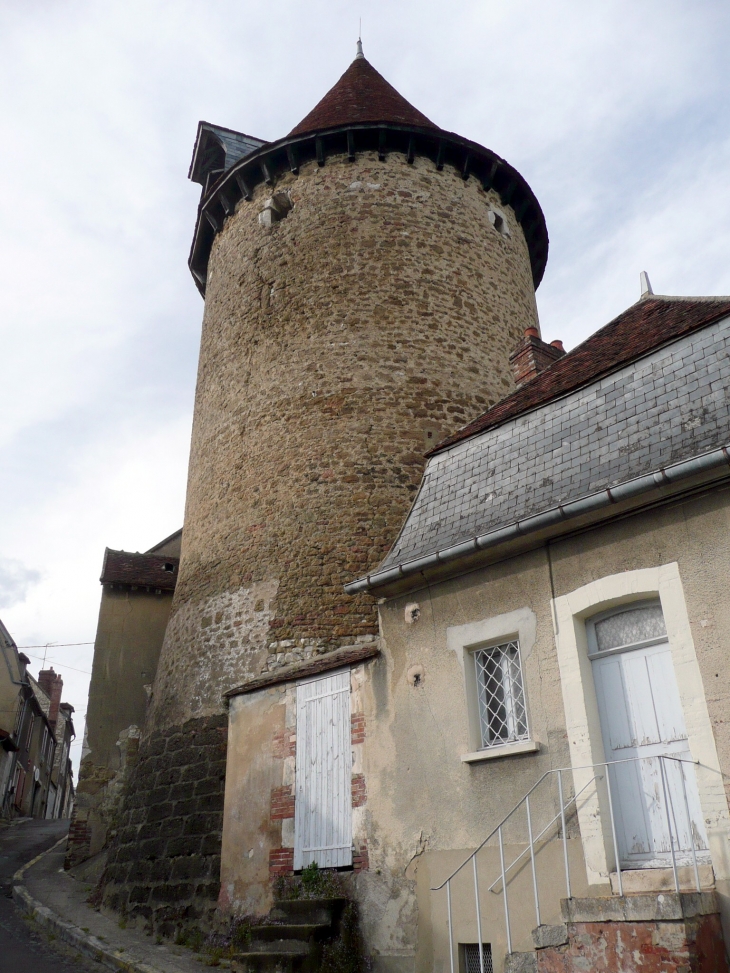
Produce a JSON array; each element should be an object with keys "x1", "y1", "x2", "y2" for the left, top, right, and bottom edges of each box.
[
  {"x1": 110, "y1": 147, "x2": 539, "y2": 929},
  {"x1": 100, "y1": 715, "x2": 226, "y2": 935},
  {"x1": 149, "y1": 148, "x2": 539, "y2": 734}
]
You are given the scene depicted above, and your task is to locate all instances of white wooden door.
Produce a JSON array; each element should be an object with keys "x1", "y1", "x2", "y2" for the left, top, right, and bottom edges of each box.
[
  {"x1": 294, "y1": 670, "x2": 352, "y2": 870},
  {"x1": 593, "y1": 642, "x2": 708, "y2": 868}
]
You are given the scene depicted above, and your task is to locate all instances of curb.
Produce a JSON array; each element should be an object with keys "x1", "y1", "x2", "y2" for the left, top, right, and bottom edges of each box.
[{"x1": 12, "y1": 838, "x2": 162, "y2": 973}]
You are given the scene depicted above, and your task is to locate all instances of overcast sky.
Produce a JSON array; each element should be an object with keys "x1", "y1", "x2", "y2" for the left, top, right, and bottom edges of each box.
[{"x1": 1, "y1": 0, "x2": 729, "y2": 776}]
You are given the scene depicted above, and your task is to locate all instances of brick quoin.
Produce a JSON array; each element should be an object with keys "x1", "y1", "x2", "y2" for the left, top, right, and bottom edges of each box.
[
  {"x1": 351, "y1": 713, "x2": 366, "y2": 745},
  {"x1": 353, "y1": 839, "x2": 369, "y2": 872},
  {"x1": 270, "y1": 785, "x2": 295, "y2": 820},
  {"x1": 272, "y1": 729, "x2": 296, "y2": 759},
  {"x1": 269, "y1": 847, "x2": 294, "y2": 877},
  {"x1": 351, "y1": 774, "x2": 367, "y2": 808}
]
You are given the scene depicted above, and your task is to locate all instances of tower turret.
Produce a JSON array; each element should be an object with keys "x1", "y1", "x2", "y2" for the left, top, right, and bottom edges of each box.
[{"x1": 102, "y1": 46, "x2": 548, "y2": 932}]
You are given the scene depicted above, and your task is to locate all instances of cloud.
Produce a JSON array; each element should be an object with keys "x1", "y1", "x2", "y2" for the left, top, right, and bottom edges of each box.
[
  {"x1": 0, "y1": 558, "x2": 41, "y2": 610},
  {"x1": 1, "y1": 0, "x2": 729, "y2": 780}
]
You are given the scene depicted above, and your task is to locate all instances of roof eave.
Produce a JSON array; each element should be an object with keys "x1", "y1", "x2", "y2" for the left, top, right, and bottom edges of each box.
[
  {"x1": 345, "y1": 444, "x2": 730, "y2": 596},
  {"x1": 188, "y1": 121, "x2": 548, "y2": 297}
]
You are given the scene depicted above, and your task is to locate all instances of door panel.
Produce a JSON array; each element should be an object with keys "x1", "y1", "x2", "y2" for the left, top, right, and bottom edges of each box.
[
  {"x1": 645, "y1": 650, "x2": 688, "y2": 743},
  {"x1": 294, "y1": 670, "x2": 352, "y2": 870},
  {"x1": 592, "y1": 642, "x2": 708, "y2": 867}
]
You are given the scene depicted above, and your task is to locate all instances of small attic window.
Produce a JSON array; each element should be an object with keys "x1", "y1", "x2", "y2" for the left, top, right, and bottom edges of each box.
[{"x1": 163, "y1": 563, "x2": 175, "y2": 573}]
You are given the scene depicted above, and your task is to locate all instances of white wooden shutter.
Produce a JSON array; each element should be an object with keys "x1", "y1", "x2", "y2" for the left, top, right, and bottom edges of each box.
[{"x1": 294, "y1": 670, "x2": 352, "y2": 870}]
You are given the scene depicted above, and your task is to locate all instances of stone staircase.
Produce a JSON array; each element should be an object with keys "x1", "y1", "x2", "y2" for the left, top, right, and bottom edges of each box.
[{"x1": 231, "y1": 897, "x2": 347, "y2": 972}]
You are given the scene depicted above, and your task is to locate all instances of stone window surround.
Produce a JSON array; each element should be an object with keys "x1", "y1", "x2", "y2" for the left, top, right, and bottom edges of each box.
[
  {"x1": 552, "y1": 562, "x2": 730, "y2": 888},
  {"x1": 447, "y1": 607, "x2": 540, "y2": 764}
]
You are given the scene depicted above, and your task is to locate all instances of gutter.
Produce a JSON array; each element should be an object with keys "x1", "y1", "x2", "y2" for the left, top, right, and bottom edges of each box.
[{"x1": 344, "y1": 443, "x2": 730, "y2": 594}]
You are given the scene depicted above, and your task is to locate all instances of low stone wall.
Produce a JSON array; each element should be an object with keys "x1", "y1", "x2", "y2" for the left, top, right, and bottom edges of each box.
[
  {"x1": 534, "y1": 894, "x2": 728, "y2": 973},
  {"x1": 100, "y1": 714, "x2": 227, "y2": 936}
]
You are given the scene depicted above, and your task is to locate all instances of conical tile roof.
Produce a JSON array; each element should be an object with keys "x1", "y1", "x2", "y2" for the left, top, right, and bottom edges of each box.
[{"x1": 289, "y1": 55, "x2": 436, "y2": 137}]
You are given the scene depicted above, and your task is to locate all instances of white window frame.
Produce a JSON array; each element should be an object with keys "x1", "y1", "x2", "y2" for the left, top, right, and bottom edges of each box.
[
  {"x1": 473, "y1": 639, "x2": 530, "y2": 750},
  {"x1": 551, "y1": 563, "x2": 730, "y2": 887},
  {"x1": 447, "y1": 607, "x2": 540, "y2": 764}
]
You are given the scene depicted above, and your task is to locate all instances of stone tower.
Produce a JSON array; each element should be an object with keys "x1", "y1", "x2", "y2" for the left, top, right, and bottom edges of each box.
[{"x1": 101, "y1": 47, "x2": 548, "y2": 931}]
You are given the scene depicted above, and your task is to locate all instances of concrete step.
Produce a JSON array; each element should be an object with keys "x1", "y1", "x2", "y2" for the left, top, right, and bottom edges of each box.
[
  {"x1": 269, "y1": 897, "x2": 348, "y2": 926},
  {"x1": 250, "y1": 922, "x2": 330, "y2": 943},
  {"x1": 609, "y1": 863, "x2": 714, "y2": 894},
  {"x1": 236, "y1": 939, "x2": 310, "y2": 955},
  {"x1": 231, "y1": 952, "x2": 308, "y2": 973}
]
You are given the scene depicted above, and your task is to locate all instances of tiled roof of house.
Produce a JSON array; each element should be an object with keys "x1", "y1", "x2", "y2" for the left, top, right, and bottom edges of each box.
[
  {"x1": 433, "y1": 296, "x2": 730, "y2": 454},
  {"x1": 100, "y1": 549, "x2": 179, "y2": 591},
  {"x1": 289, "y1": 55, "x2": 436, "y2": 137},
  {"x1": 346, "y1": 296, "x2": 730, "y2": 593}
]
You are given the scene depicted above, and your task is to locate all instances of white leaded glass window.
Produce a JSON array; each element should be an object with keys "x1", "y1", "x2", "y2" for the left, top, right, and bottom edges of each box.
[
  {"x1": 463, "y1": 943, "x2": 494, "y2": 973},
  {"x1": 474, "y1": 640, "x2": 529, "y2": 749},
  {"x1": 588, "y1": 600, "x2": 667, "y2": 657}
]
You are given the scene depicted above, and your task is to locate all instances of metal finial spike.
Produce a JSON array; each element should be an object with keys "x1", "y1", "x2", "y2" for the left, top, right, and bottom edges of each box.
[
  {"x1": 640, "y1": 271, "x2": 653, "y2": 299},
  {"x1": 356, "y1": 37, "x2": 364, "y2": 58}
]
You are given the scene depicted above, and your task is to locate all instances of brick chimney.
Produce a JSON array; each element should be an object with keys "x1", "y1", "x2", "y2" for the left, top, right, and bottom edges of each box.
[
  {"x1": 38, "y1": 668, "x2": 63, "y2": 726},
  {"x1": 509, "y1": 327, "x2": 566, "y2": 386}
]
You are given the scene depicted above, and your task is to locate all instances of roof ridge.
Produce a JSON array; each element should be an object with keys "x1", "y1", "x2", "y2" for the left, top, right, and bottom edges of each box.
[
  {"x1": 431, "y1": 295, "x2": 730, "y2": 454},
  {"x1": 289, "y1": 55, "x2": 436, "y2": 137}
]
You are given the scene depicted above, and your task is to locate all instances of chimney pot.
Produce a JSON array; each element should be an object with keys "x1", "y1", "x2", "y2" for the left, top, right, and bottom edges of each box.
[
  {"x1": 524, "y1": 327, "x2": 539, "y2": 338},
  {"x1": 550, "y1": 340, "x2": 565, "y2": 351}
]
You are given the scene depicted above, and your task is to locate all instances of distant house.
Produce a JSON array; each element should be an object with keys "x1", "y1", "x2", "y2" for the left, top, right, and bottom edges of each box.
[
  {"x1": 0, "y1": 619, "x2": 78, "y2": 820},
  {"x1": 66, "y1": 529, "x2": 181, "y2": 865},
  {"x1": 35, "y1": 669, "x2": 75, "y2": 819}
]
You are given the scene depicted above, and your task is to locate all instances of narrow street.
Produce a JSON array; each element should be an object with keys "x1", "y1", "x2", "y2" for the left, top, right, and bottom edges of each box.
[{"x1": 0, "y1": 819, "x2": 96, "y2": 972}]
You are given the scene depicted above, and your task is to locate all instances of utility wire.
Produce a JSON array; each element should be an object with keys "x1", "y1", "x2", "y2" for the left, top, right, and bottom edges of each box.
[
  {"x1": 23, "y1": 653, "x2": 92, "y2": 676},
  {"x1": 17, "y1": 642, "x2": 94, "y2": 649}
]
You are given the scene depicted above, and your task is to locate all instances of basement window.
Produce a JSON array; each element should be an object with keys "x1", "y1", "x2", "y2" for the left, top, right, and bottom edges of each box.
[{"x1": 462, "y1": 943, "x2": 494, "y2": 973}]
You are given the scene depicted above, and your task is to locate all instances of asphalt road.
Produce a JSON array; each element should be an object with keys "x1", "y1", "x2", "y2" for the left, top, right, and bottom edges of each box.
[{"x1": 0, "y1": 818, "x2": 97, "y2": 973}]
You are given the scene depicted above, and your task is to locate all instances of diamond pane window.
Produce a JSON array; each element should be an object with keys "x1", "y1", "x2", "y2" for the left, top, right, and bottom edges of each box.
[
  {"x1": 474, "y1": 640, "x2": 529, "y2": 749},
  {"x1": 463, "y1": 943, "x2": 494, "y2": 973}
]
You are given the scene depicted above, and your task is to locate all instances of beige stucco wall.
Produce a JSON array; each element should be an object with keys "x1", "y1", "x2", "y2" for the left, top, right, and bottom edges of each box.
[
  {"x1": 218, "y1": 483, "x2": 730, "y2": 970},
  {"x1": 72, "y1": 586, "x2": 173, "y2": 860},
  {"x1": 354, "y1": 484, "x2": 730, "y2": 973}
]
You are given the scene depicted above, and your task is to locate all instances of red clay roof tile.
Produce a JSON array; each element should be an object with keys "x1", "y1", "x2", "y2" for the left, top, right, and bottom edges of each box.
[
  {"x1": 433, "y1": 296, "x2": 730, "y2": 453},
  {"x1": 290, "y1": 56, "x2": 436, "y2": 137},
  {"x1": 101, "y1": 549, "x2": 179, "y2": 591}
]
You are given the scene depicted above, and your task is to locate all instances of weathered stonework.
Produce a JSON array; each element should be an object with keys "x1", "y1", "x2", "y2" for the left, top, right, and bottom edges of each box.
[
  {"x1": 100, "y1": 714, "x2": 227, "y2": 934},
  {"x1": 150, "y1": 149, "x2": 539, "y2": 734},
  {"x1": 110, "y1": 142, "x2": 540, "y2": 932}
]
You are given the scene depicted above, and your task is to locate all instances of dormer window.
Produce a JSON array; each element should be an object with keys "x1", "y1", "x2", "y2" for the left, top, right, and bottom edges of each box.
[{"x1": 163, "y1": 563, "x2": 175, "y2": 573}]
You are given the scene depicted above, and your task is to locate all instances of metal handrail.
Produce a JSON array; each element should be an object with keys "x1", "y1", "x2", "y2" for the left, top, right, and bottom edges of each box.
[
  {"x1": 487, "y1": 774, "x2": 601, "y2": 895},
  {"x1": 431, "y1": 753, "x2": 708, "y2": 973}
]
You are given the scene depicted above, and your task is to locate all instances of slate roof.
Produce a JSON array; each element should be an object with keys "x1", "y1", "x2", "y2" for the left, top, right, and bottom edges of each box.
[
  {"x1": 100, "y1": 549, "x2": 179, "y2": 591},
  {"x1": 434, "y1": 296, "x2": 730, "y2": 453},
  {"x1": 290, "y1": 56, "x2": 436, "y2": 137},
  {"x1": 347, "y1": 297, "x2": 730, "y2": 592}
]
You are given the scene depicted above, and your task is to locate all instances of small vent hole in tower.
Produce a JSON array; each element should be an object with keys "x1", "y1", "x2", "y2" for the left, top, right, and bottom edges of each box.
[
  {"x1": 488, "y1": 206, "x2": 510, "y2": 238},
  {"x1": 258, "y1": 192, "x2": 294, "y2": 226}
]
